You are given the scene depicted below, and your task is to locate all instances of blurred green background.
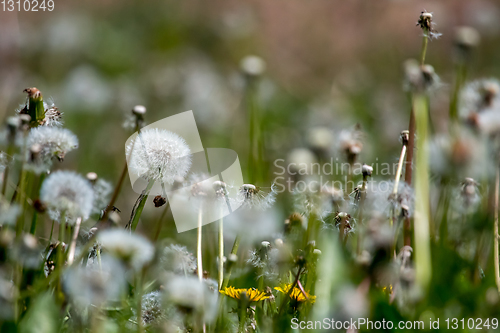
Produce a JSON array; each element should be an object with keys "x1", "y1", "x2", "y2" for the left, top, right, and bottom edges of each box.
[{"x1": 1, "y1": 0, "x2": 500, "y2": 240}]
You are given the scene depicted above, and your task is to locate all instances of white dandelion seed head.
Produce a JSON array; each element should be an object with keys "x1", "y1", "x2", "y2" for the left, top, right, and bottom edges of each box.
[
  {"x1": 403, "y1": 59, "x2": 441, "y2": 93},
  {"x1": 286, "y1": 148, "x2": 317, "y2": 176},
  {"x1": 452, "y1": 178, "x2": 481, "y2": 215},
  {"x1": 160, "y1": 244, "x2": 197, "y2": 275},
  {"x1": 140, "y1": 291, "x2": 166, "y2": 326},
  {"x1": 454, "y1": 26, "x2": 480, "y2": 49},
  {"x1": 338, "y1": 127, "x2": 364, "y2": 161},
  {"x1": 307, "y1": 126, "x2": 335, "y2": 154},
  {"x1": 97, "y1": 229, "x2": 154, "y2": 271},
  {"x1": 164, "y1": 275, "x2": 218, "y2": 323},
  {"x1": 91, "y1": 178, "x2": 113, "y2": 216},
  {"x1": 40, "y1": 171, "x2": 94, "y2": 224},
  {"x1": 362, "y1": 180, "x2": 415, "y2": 218},
  {"x1": 26, "y1": 127, "x2": 78, "y2": 174},
  {"x1": 126, "y1": 128, "x2": 192, "y2": 185},
  {"x1": 41, "y1": 99, "x2": 63, "y2": 127},
  {"x1": 63, "y1": 254, "x2": 126, "y2": 308},
  {"x1": 459, "y1": 79, "x2": 500, "y2": 120}
]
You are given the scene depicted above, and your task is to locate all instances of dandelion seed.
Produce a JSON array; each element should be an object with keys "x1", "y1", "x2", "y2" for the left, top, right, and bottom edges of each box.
[
  {"x1": 97, "y1": 229, "x2": 154, "y2": 271},
  {"x1": 26, "y1": 127, "x2": 78, "y2": 173},
  {"x1": 126, "y1": 128, "x2": 191, "y2": 185},
  {"x1": 40, "y1": 171, "x2": 94, "y2": 224},
  {"x1": 40, "y1": 102, "x2": 63, "y2": 127},
  {"x1": 275, "y1": 283, "x2": 316, "y2": 303},
  {"x1": 220, "y1": 287, "x2": 269, "y2": 302}
]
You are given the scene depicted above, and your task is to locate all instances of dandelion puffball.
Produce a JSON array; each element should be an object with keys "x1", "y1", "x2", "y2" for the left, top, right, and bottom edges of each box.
[
  {"x1": 27, "y1": 126, "x2": 78, "y2": 173},
  {"x1": 126, "y1": 128, "x2": 191, "y2": 185},
  {"x1": 40, "y1": 170, "x2": 94, "y2": 224}
]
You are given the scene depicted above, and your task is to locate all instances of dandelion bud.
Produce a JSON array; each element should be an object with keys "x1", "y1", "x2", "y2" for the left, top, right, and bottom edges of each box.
[
  {"x1": 86, "y1": 172, "x2": 98, "y2": 183},
  {"x1": 153, "y1": 195, "x2": 167, "y2": 208},
  {"x1": 454, "y1": 26, "x2": 480, "y2": 50},
  {"x1": 400, "y1": 130, "x2": 410, "y2": 146},
  {"x1": 240, "y1": 55, "x2": 266, "y2": 76},
  {"x1": 362, "y1": 164, "x2": 373, "y2": 177},
  {"x1": 132, "y1": 105, "x2": 146, "y2": 116},
  {"x1": 22, "y1": 87, "x2": 45, "y2": 125}
]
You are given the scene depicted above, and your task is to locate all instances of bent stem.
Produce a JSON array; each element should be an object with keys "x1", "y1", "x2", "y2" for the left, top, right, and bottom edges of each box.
[
  {"x1": 67, "y1": 217, "x2": 82, "y2": 265},
  {"x1": 128, "y1": 179, "x2": 155, "y2": 232},
  {"x1": 413, "y1": 94, "x2": 432, "y2": 290},
  {"x1": 102, "y1": 162, "x2": 128, "y2": 221},
  {"x1": 222, "y1": 234, "x2": 241, "y2": 289},
  {"x1": 197, "y1": 208, "x2": 203, "y2": 281},
  {"x1": 494, "y1": 166, "x2": 500, "y2": 292}
]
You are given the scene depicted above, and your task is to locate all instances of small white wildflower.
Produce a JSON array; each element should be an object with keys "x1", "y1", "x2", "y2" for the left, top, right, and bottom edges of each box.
[
  {"x1": 240, "y1": 55, "x2": 266, "y2": 76},
  {"x1": 40, "y1": 171, "x2": 94, "y2": 224},
  {"x1": 238, "y1": 183, "x2": 277, "y2": 210},
  {"x1": 160, "y1": 244, "x2": 197, "y2": 275},
  {"x1": 97, "y1": 229, "x2": 154, "y2": 271},
  {"x1": 164, "y1": 275, "x2": 218, "y2": 323},
  {"x1": 126, "y1": 128, "x2": 191, "y2": 185},
  {"x1": 64, "y1": 254, "x2": 126, "y2": 308},
  {"x1": 26, "y1": 127, "x2": 78, "y2": 173}
]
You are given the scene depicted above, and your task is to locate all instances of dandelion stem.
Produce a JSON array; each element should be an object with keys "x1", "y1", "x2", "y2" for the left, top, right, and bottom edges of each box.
[
  {"x1": 67, "y1": 217, "x2": 82, "y2": 265},
  {"x1": 153, "y1": 201, "x2": 170, "y2": 242},
  {"x1": 102, "y1": 162, "x2": 128, "y2": 221},
  {"x1": 136, "y1": 271, "x2": 144, "y2": 333},
  {"x1": 420, "y1": 30, "x2": 429, "y2": 65},
  {"x1": 197, "y1": 207, "x2": 203, "y2": 281},
  {"x1": 218, "y1": 215, "x2": 224, "y2": 290},
  {"x1": 128, "y1": 179, "x2": 155, "y2": 232},
  {"x1": 413, "y1": 94, "x2": 432, "y2": 290},
  {"x1": 222, "y1": 234, "x2": 241, "y2": 289},
  {"x1": 494, "y1": 165, "x2": 500, "y2": 292}
]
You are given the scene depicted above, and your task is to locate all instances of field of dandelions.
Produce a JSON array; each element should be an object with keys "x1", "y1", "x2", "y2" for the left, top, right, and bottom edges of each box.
[{"x1": 3, "y1": 4, "x2": 500, "y2": 333}]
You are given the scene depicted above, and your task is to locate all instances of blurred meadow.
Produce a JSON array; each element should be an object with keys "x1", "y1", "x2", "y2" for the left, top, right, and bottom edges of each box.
[{"x1": 2, "y1": 0, "x2": 500, "y2": 332}]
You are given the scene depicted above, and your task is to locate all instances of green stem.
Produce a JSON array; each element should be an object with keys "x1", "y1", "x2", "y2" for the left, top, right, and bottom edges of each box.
[
  {"x1": 197, "y1": 208, "x2": 203, "y2": 281},
  {"x1": 101, "y1": 162, "x2": 128, "y2": 221},
  {"x1": 129, "y1": 179, "x2": 155, "y2": 232},
  {"x1": 420, "y1": 30, "x2": 429, "y2": 65},
  {"x1": 222, "y1": 234, "x2": 241, "y2": 289},
  {"x1": 136, "y1": 272, "x2": 144, "y2": 333},
  {"x1": 494, "y1": 166, "x2": 500, "y2": 292},
  {"x1": 218, "y1": 216, "x2": 224, "y2": 290},
  {"x1": 449, "y1": 62, "x2": 467, "y2": 122},
  {"x1": 413, "y1": 94, "x2": 432, "y2": 290}
]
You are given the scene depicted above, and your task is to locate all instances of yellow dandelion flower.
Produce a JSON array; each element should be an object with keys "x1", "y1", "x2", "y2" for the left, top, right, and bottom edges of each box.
[
  {"x1": 275, "y1": 283, "x2": 316, "y2": 303},
  {"x1": 382, "y1": 285, "x2": 393, "y2": 295},
  {"x1": 219, "y1": 287, "x2": 269, "y2": 302}
]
